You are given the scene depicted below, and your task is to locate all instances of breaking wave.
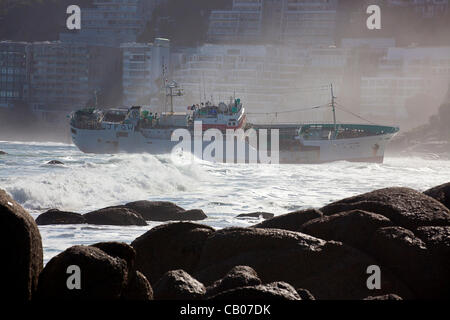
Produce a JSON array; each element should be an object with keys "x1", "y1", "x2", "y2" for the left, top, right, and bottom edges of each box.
[{"x1": 3, "y1": 153, "x2": 207, "y2": 213}]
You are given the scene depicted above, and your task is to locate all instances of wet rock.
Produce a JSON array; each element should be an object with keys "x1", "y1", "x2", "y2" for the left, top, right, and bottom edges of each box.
[
  {"x1": 364, "y1": 294, "x2": 403, "y2": 300},
  {"x1": 415, "y1": 226, "x2": 450, "y2": 256},
  {"x1": 131, "y1": 222, "x2": 215, "y2": 285},
  {"x1": 0, "y1": 189, "x2": 43, "y2": 301},
  {"x1": 47, "y1": 160, "x2": 64, "y2": 165},
  {"x1": 252, "y1": 209, "x2": 322, "y2": 231},
  {"x1": 236, "y1": 212, "x2": 275, "y2": 220},
  {"x1": 210, "y1": 282, "x2": 301, "y2": 300},
  {"x1": 321, "y1": 187, "x2": 450, "y2": 230},
  {"x1": 154, "y1": 270, "x2": 206, "y2": 300},
  {"x1": 415, "y1": 226, "x2": 450, "y2": 298},
  {"x1": 300, "y1": 210, "x2": 392, "y2": 250},
  {"x1": 90, "y1": 242, "x2": 153, "y2": 300},
  {"x1": 91, "y1": 242, "x2": 136, "y2": 276},
  {"x1": 424, "y1": 182, "x2": 450, "y2": 209},
  {"x1": 84, "y1": 207, "x2": 147, "y2": 226},
  {"x1": 122, "y1": 271, "x2": 153, "y2": 300},
  {"x1": 368, "y1": 226, "x2": 446, "y2": 299},
  {"x1": 36, "y1": 245, "x2": 128, "y2": 300},
  {"x1": 183, "y1": 209, "x2": 208, "y2": 221},
  {"x1": 0, "y1": 150, "x2": 7, "y2": 155},
  {"x1": 125, "y1": 201, "x2": 205, "y2": 221},
  {"x1": 36, "y1": 209, "x2": 86, "y2": 225},
  {"x1": 206, "y1": 266, "x2": 261, "y2": 298},
  {"x1": 296, "y1": 288, "x2": 315, "y2": 300},
  {"x1": 193, "y1": 227, "x2": 411, "y2": 299}
]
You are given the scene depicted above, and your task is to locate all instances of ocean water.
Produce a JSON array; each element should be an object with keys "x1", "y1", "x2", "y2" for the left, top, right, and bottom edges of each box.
[{"x1": 1, "y1": 140, "x2": 449, "y2": 264}]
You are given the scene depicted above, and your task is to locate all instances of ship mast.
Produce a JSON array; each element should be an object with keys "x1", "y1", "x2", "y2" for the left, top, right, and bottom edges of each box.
[
  {"x1": 331, "y1": 83, "x2": 337, "y2": 139},
  {"x1": 165, "y1": 80, "x2": 183, "y2": 114}
]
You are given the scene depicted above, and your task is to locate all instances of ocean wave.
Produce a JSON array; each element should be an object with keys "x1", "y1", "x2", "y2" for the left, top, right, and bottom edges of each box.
[
  {"x1": 0, "y1": 140, "x2": 73, "y2": 147},
  {"x1": 3, "y1": 153, "x2": 208, "y2": 213}
]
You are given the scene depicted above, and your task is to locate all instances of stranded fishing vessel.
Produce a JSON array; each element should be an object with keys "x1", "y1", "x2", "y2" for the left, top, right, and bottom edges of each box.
[
  {"x1": 70, "y1": 98, "x2": 247, "y2": 155},
  {"x1": 70, "y1": 85, "x2": 399, "y2": 164}
]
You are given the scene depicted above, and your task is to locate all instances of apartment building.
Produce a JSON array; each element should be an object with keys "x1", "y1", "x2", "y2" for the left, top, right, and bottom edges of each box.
[
  {"x1": 359, "y1": 46, "x2": 450, "y2": 121},
  {"x1": 121, "y1": 38, "x2": 170, "y2": 106},
  {"x1": 60, "y1": 0, "x2": 158, "y2": 47},
  {"x1": 387, "y1": 0, "x2": 449, "y2": 18},
  {"x1": 172, "y1": 43, "x2": 347, "y2": 123},
  {"x1": 208, "y1": 0, "x2": 338, "y2": 47},
  {"x1": 29, "y1": 42, "x2": 122, "y2": 122},
  {"x1": 0, "y1": 41, "x2": 31, "y2": 109}
]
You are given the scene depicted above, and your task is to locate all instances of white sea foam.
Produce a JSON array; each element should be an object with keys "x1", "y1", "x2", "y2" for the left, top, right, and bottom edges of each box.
[
  {"x1": 3, "y1": 152, "x2": 207, "y2": 213},
  {"x1": 1, "y1": 142, "x2": 449, "y2": 264}
]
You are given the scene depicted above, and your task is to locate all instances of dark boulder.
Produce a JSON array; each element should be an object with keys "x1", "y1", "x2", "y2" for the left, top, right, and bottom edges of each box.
[
  {"x1": 300, "y1": 210, "x2": 392, "y2": 250},
  {"x1": 236, "y1": 212, "x2": 275, "y2": 220},
  {"x1": 91, "y1": 242, "x2": 136, "y2": 276},
  {"x1": 47, "y1": 160, "x2": 64, "y2": 165},
  {"x1": 424, "y1": 182, "x2": 450, "y2": 209},
  {"x1": 193, "y1": 227, "x2": 411, "y2": 299},
  {"x1": 154, "y1": 270, "x2": 206, "y2": 300},
  {"x1": 368, "y1": 226, "x2": 447, "y2": 299},
  {"x1": 0, "y1": 189, "x2": 43, "y2": 301},
  {"x1": 90, "y1": 242, "x2": 153, "y2": 300},
  {"x1": 206, "y1": 265, "x2": 261, "y2": 298},
  {"x1": 122, "y1": 271, "x2": 153, "y2": 300},
  {"x1": 296, "y1": 288, "x2": 315, "y2": 300},
  {"x1": 36, "y1": 245, "x2": 128, "y2": 300},
  {"x1": 84, "y1": 207, "x2": 147, "y2": 226},
  {"x1": 131, "y1": 222, "x2": 215, "y2": 285},
  {"x1": 416, "y1": 226, "x2": 450, "y2": 256},
  {"x1": 321, "y1": 187, "x2": 450, "y2": 230},
  {"x1": 252, "y1": 209, "x2": 322, "y2": 231},
  {"x1": 415, "y1": 226, "x2": 450, "y2": 298},
  {"x1": 210, "y1": 282, "x2": 300, "y2": 300},
  {"x1": 364, "y1": 294, "x2": 403, "y2": 300},
  {"x1": 36, "y1": 209, "x2": 86, "y2": 225},
  {"x1": 182, "y1": 209, "x2": 208, "y2": 221},
  {"x1": 125, "y1": 201, "x2": 207, "y2": 221},
  {"x1": 0, "y1": 150, "x2": 7, "y2": 155}
]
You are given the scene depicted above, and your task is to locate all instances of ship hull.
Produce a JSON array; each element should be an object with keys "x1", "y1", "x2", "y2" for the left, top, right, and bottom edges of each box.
[
  {"x1": 277, "y1": 133, "x2": 395, "y2": 164},
  {"x1": 71, "y1": 125, "x2": 395, "y2": 164},
  {"x1": 70, "y1": 125, "x2": 256, "y2": 162}
]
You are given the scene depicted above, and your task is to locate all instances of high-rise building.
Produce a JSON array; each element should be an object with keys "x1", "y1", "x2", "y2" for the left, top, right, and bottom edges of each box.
[
  {"x1": 121, "y1": 38, "x2": 170, "y2": 106},
  {"x1": 60, "y1": 0, "x2": 159, "y2": 47},
  {"x1": 0, "y1": 41, "x2": 31, "y2": 109},
  {"x1": 207, "y1": 0, "x2": 338, "y2": 47},
  {"x1": 172, "y1": 43, "x2": 345, "y2": 123},
  {"x1": 29, "y1": 42, "x2": 91, "y2": 122},
  {"x1": 359, "y1": 46, "x2": 450, "y2": 123},
  {"x1": 29, "y1": 41, "x2": 122, "y2": 122},
  {"x1": 281, "y1": 0, "x2": 338, "y2": 46},
  {"x1": 387, "y1": 0, "x2": 449, "y2": 18}
]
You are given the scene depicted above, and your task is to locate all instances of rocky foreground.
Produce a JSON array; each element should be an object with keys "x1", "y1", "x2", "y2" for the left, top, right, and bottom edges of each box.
[{"x1": 1, "y1": 183, "x2": 450, "y2": 301}]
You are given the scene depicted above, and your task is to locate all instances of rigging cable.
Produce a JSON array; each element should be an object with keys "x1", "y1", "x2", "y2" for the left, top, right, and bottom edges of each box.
[
  {"x1": 334, "y1": 103, "x2": 379, "y2": 125},
  {"x1": 247, "y1": 103, "x2": 331, "y2": 116}
]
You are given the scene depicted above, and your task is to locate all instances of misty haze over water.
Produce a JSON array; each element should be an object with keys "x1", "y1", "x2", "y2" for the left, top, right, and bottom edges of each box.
[{"x1": 0, "y1": 0, "x2": 448, "y2": 143}]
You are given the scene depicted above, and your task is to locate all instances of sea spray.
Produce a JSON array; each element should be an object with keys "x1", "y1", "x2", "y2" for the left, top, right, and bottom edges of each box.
[{"x1": 3, "y1": 152, "x2": 207, "y2": 213}]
